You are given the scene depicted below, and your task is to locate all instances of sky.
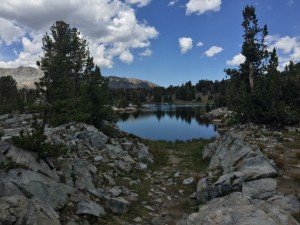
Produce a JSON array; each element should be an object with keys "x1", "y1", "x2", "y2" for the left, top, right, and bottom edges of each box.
[{"x1": 0, "y1": 0, "x2": 299, "y2": 87}]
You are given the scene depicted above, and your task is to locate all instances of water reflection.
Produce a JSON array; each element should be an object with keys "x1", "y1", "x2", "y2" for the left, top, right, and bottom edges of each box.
[
  {"x1": 117, "y1": 104, "x2": 218, "y2": 141},
  {"x1": 119, "y1": 104, "x2": 211, "y2": 127}
]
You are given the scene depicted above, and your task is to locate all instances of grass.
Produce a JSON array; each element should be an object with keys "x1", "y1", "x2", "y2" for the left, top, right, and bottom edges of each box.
[
  {"x1": 290, "y1": 172, "x2": 300, "y2": 184},
  {"x1": 283, "y1": 142, "x2": 300, "y2": 149},
  {"x1": 267, "y1": 153, "x2": 285, "y2": 169},
  {"x1": 146, "y1": 138, "x2": 211, "y2": 173}
]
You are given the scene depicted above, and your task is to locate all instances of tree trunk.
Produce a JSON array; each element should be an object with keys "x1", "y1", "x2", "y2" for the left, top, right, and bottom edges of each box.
[{"x1": 249, "y1": 61, "x2": 254, "y2": 93}]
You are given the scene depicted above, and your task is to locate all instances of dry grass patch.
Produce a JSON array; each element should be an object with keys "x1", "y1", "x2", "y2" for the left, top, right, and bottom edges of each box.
[
  {"x1": 283, "y1": 141, "x2": 300, "y2": 149},
  {"x1": 289, "y1": 172, "x2": 300, "y2": 184},
  {"x1": 295, "y1": 152, "x2": 300, "y2": 160},
  {"x1": 267, "y1": 153, "x2": 285, "y2": 169}
]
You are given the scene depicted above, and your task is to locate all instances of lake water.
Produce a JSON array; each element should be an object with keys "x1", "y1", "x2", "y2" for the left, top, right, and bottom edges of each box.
[{"x1": 117, "y1": 104, "x2": 218, "y2": 141}]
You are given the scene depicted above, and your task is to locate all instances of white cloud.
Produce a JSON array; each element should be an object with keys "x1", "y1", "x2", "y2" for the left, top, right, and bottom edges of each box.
[
  {"x1": 265, "y1": 35, "x2": 300, "y2": 70},
  {"x1": 0, "y1": 0, "x2": 158, "y2": 68},
  {"x1": 168, "y1": 0, "x2": 178, "y2": 6},
  {"x1": 186, "y1": 0, "x2": 221, "y2": 15},
  {"x1": 226, "y1": 53, "x2": 246, "y2": 66},
  {"x1": 179, "y1": 37, "x2": 193, "y2": 54},
  {"x1": 196, "y1": 41, "x2": 204, "y2": 47},
  {"x1": 125, "y1": 0, "x2": 151, "y2": 7},
  {"x1": 140, "y1": 48, "x2": 152, "y2": 56},
  {"x1": 119, "y1": 50, "x2": 134, "y2": 64},
  {"x1": 0, "y1": 18, "x2": 25, "y2": 45},
  {"x1": 205, "y1": 46, "x2": 223, "y2": 57}
]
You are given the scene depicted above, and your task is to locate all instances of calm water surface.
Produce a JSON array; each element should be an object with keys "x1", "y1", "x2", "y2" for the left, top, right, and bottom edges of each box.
[{"x1": 117, "y1": 104, "x2": 218, "y2": 141}]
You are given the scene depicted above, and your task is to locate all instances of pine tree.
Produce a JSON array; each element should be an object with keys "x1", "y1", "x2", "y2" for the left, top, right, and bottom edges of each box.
[
  {"x1": 241, "y1": 5, "x2": 269, "y2": 94},
  {"x1": 37, "y1": 20, "x2": 114, "y2": 127}
]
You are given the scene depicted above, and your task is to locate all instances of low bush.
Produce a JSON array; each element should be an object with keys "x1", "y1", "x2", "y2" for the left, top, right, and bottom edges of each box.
[{"x1": 13, "y1": 121, "x2": 66, "y2": 159}]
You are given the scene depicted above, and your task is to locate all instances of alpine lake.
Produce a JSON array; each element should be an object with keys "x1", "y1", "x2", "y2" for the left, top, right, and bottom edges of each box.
[{"x1": 117, "y1": 104, "x2": 219, "y2": 141}]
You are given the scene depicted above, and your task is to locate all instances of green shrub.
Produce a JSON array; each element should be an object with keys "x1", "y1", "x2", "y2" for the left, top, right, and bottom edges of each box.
[{"x1": 13, "y1": 121, "x2": 66, "y2": 159}]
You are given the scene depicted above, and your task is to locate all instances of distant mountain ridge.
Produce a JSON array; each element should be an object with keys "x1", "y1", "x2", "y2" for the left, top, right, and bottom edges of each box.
[
  {"x1": 0, "y1": 66, "x2": 43, "y2": 89},
  {"x1": 0, "y1": 67, "x2": 159, "y2": 89},
  {"x1": 107, "y1": 76, "x2": 159, "y2": 89}
]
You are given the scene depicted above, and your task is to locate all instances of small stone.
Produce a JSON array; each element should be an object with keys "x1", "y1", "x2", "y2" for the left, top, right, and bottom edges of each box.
[
  {"x1": 133, "y1": 217, "x2": 143, "y2": 223},
  {"x1": 93, "y1": 156, "x2": 103, "y2": 162},
  {"x1": 190, "y1": 192, "x2": 197, "y2": 199},
  {"x1": 137, "y1": 162, "x2": 147, "y2": 170},
  {"x1": 174, "y1": 172, "x2": 180, "y2": 178},
  {"x1": 109, "y1": 186, "x2": 122, "y2": 197},
  {"x1": 182, "y1": 177, "x2": 194, "y2": 185},
  {"x1": 145, "y1": 205, "x2": 155, "y2": 211}
]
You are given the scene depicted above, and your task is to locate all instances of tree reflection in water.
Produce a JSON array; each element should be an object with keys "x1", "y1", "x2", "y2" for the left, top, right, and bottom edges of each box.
[{"x1": 119, "y1": 104, "x2": 211, "y2": 126}]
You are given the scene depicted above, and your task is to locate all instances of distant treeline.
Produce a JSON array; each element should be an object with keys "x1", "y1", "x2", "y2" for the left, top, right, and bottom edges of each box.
[{"x1": 110, "y1": 79, "x2": 228, "y2": 107}]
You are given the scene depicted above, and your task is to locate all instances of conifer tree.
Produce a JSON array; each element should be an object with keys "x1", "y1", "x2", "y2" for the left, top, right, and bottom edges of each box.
[
  {"x1": 241, "y1": 5, "x2": 269, "y2": 93},
  {"x1": 37, "y1": 20, "x2": 114, "y2": 127}
]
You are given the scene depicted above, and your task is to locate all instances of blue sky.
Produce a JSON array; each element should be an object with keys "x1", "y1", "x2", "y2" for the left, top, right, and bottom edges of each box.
[{"x1": 0, "y1": 0, "x2": 299, "y2": 87}]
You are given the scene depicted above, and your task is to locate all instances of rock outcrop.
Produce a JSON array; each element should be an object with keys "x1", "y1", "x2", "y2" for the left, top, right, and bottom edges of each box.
[
  {"x1": 178, "y1": 130, "x2": 300, "y2": 225},
  {"x1": 0, "y1": 114, "x2": 154, "y2": 224}
]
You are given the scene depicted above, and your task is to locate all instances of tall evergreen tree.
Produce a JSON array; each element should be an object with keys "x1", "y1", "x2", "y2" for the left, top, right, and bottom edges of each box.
[
  {"x1": 37, "y1": 20, "x2": 114, "y2": 127},
  {"x1": 225, "y1": 5, "x2": 300, "y2": 125},
  {"x1": 240, "y1": 5, "x2": 269, "y2": 93}
]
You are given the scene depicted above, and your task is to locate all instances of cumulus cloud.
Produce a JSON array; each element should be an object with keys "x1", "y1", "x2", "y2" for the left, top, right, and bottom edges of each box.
[
  {"x1": 196, "y1": 41, "x2": 204, "y2": 47},
  {"x1": 125, "y1": 0, "x2": 151, "y2": 7},
  {"x1": 186, "y1": 0, "x2": 221, "y2": 15},
  {"x1": 226, "y1": 53, "x2": 246, "y2": 66},
  {"x1": 205, "y1": 46, "x2": 223, "y2": 57},
  {"x1": 179, "y1": 37, "x2": 193, "y2": 54},
  {"x1": 119, "y1": 50, "x2": 134, "y2": 64},
  {"x1": 0, "y1": 0, "x2": 158, "y2": 68},
  {"x1": 140, "y1": 48, "x2": 152, "y2": 56},
  {"x1": 0, "y1": 18, "x2": 25, "y2": 45},
  {"x1": 266, "y1": 35, "x2": 300, "y2": 70}
]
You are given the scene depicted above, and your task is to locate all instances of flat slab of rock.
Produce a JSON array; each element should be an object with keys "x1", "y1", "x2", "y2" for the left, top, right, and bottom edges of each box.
[
  {"x1": 77, "y1": 200, "x2": 106, "y2": 217},
  {"x1": 0, "y1": 141, "x2": 59, "y2": 181},
  {"x1": 0, "y1": 195, "x2": 60, "y2": 225},
  {"x1": 242, "y1": 178, "x2": 277, "y2": 199},
  {"x1": 177, "y1": 192, "x2": 300, "y2": 225},
  {"x1": 0, "y1": 169, "x2": 73, "y2": 210}
]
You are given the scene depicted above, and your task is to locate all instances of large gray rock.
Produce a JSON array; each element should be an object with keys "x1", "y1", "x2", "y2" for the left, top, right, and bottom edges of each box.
[
  {"x1": 242, "y1": 178, "x2": 277, "y2": 199},
  {"x1": 0, "y1": 195, "x2": 60, "y2": 225},
  {"x1": 72, "y1": 159, "x2": 97, "y2": 191},
  {"x1": 105, "y1": 197, "x2": 130, "y2": 214},
  {"x1": 77, "y1": 200, "x2": 106, "y2": 217},
  {"x1": 90, "y1": 132, "x2": 108, "y2": 149},
  {"x1": 177, "y1": 192, "x2": 300, "y2": 225},
  {"x1": 138, "y1": 144, "x2": 153, "y2": 164},
  {"x1": 0, "y1": 169, "x2": 73, "y2": 210},
  {"x1": 60, "y1": 158, "x2": 97, "y2": 191},
  {"x1": 266, "y1": 194, "x2": 300, "y2": 213},
  {"x1": 0, "y1": 141, "x2": 59, "y2": 181},
  {"x1": 196, "y1": 178, "x2": 208, "y2": 204},
  {"x1": 208, "y1": 132, "x2": 278, "y2": 181}
]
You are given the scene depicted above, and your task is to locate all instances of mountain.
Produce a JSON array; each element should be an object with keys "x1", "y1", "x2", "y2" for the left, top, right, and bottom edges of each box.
[
  {"x1": 107, "y1": 76, "x2": 159, "y2": 89},
  {"x1": 0, "y1": 66, "x2": 43, "y2": 89},
  {"x1": 0, "y1": 67, "x2": 159, "y2": 89}
]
